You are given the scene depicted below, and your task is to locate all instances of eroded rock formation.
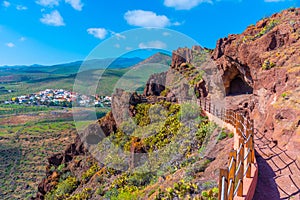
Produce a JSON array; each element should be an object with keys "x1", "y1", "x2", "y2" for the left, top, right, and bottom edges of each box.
[{"x1": 212, "y1": 8, "x2": 300, "y2": 158}]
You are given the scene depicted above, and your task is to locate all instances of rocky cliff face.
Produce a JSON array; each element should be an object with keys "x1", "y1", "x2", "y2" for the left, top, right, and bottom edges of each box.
[
  {"x1": 212, "y1": 8, "x2": 300, "y2": 159},
  {"x1": 163, "y1": 8, "x2": 300, "y2": 159},
  {"x1": 143, "y1": 72, "x2": 167, "y2": 96}
]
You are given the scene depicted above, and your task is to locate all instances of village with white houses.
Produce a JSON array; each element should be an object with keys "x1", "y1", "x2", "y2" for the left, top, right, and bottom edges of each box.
[{"x1": 2, "y1": 89, "x2": 112, "y2": 108}]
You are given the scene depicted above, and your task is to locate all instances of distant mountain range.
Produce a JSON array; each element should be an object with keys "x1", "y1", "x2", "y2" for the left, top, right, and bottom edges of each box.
[
  {"x1": 132, "y1": 52, "x2": 172, "y2": 68},
  {"x1": 0, "y1": 57, "x2": 144, "y2": 75},
  {"x1": 0, "y1": 53, "x2": 172, "y2": 95}
]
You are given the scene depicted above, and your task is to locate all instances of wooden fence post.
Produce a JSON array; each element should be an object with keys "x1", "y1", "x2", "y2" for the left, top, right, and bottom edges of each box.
[
  {"x1": 245, "y1": 117, "x2": 252, "y2": 178},
  {"x1": 250, "y1": 119, "x2": 255, "y2": 163},
  {"x1": 237, "y1": 138, "x2": 244, "y2": 197},
  {"x1": 219, "y1": 168, "x2": 229, "y2": 200},
  {"x1": 228, "y1": 150, "x2": 236, "y2": 200}
]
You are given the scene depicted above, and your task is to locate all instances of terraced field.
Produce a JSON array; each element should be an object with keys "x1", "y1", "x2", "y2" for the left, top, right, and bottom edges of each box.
[{"x1": 0, "y1": 110, "x2": 90, "y2": 200}]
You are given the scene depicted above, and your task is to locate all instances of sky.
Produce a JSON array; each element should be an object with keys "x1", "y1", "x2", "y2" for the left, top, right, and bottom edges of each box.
[{"x1": 0, "y1": 0, "x2": 299, "y2": 66}]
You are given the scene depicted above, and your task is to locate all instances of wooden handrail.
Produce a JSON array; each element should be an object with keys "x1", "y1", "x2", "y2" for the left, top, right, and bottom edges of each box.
[{"x1": 199, "y1": 98, "x2": 257, "y2": 200}]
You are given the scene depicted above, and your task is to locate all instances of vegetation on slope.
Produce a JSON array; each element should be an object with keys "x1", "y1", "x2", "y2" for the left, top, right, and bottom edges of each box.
[{"x1": 41, "y1": 100, "x2": 229, "y2": 199}]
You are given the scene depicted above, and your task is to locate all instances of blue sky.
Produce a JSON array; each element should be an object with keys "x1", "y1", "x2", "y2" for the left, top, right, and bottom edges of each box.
[{"x1": 0, "y1": 0, "x2": 299, "y2": 66}]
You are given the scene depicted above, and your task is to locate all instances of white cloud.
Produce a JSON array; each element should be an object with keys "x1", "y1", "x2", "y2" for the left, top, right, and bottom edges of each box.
[
  {"x1": 40, "y1": 10, "x2": 65, "y2": 26},
  {"x1": 3, "y1": 1, "x2": 10, "y2": 7},
  {"x1": 139, "y1": 41, "x2": 167, "y2": 49},
  {"x1": 124, "y1": 10, "x2": 170, "y2": 28},
  {"x1": 125, "y1": 47, "x2": 133, "y2": 51},
  {"x1": 6, "y1": 42, "x2": 15, "y2": 48},
  {"x1": 19, "y1": 37, "x2": 26, "y2": 41},
  {"x1": 114, "y1": 44, "x2": 120, "y2": 48},
  {"x1": 87, "y1": 28, "x2": 108, "y2": 39},
  {"x1": 113, "y1": 33, "x2": 126, "y2": 40},
  {"x1": 173, "y1": 21, "x2": 181, "y2": 26},
  {"x1": 65, "y1": 0, "x2": 83, "y2": 11},
  {"x1": 164, "y1": 0, "x2": 212, "y2": 10},
  {"x1": 36, "y1": 0, "x2": 59, "y2": 7},
  {"x1": 16, "y1": 5, "x2": 27, "y2": 10}
]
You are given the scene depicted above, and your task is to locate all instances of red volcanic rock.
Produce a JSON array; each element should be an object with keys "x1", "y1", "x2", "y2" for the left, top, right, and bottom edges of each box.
[
  {"x1": 97, "y1": 111, "x2": 117, "y2": 136},
  {"x1": 143, "y1": 72, "x2": 167, "y2": 96},
  {"x1": 212, "y1": 8, "x2": 300, "y2": 156}
]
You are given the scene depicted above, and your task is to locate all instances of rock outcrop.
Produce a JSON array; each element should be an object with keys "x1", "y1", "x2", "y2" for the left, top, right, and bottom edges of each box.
[
  {"x1": 111, "y1": 88, "x2": 145, "y2": 126},
  {"x1": 170, "y1": 46, "x2": 204, "y2": 68},
  {"x1": 212, "y1": 8, "x2": 300, "y2": 159},
  {"x1": 36, "y1": 136, "x2": 87, "y2": 199},
  {"x1": 143, "y1": 72, "x2": 167, "y2": 96}
]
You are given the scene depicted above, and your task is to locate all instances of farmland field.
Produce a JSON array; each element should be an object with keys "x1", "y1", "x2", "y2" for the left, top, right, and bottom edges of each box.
[{"x1": 0, "y1": 106, "x2": 105, "y2": 200}]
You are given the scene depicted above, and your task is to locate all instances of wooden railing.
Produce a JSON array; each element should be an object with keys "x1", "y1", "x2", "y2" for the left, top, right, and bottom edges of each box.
[{"x1": 198, "y1": 98, "x2": 257, "y2": 200}]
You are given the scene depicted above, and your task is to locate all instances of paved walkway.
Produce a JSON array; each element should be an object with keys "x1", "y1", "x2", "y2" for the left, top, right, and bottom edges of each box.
[{"x1": 253, "y1": 129, "x2": 300, "y2": 200}]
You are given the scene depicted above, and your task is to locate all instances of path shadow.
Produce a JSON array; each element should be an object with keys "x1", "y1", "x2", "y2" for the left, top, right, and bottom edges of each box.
[
  {"x1": 253, "y1": 151, "x2": 281, "y2": 200},
  {"x1": 253, "y1": 129, "x2": 300, "y2": 200}
]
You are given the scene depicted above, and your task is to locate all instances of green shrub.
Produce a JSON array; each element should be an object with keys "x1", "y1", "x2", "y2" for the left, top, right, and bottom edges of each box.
[
  {"x1": 96, "y1": 186, "x2": 105, "y2": 196},
  {"x1": 281, "y1": 92, "x2": 288, "y2": 98},
  {"x1": 155, "y1": 180, "x2": 198, "y2": 199},
  {"x1": 57, "y1": 163, "x2": 65, "y2": 172},
  {"x1": 111, "y1": 173, "x2": 129, "y2": 189},
  {"x1": 255, "y1": 19, "x2": 279, "y2": 39},
  {"x1": 66, "y1": 188, "x2": 92, "y2": 200},
  {"x1": 262, "y1": 60, "x2": 276, "y2": 70},
  {"x1": 202, "y1": 191, "x2": 209, "y2": 197},
  {"x1": 134, "y1": 103, "x2": 151, "y2": 126},
  {"x1": 188, "y1": 71, "x2": 204, "y2": 86},
  {"x1": 49, "y1": 165, "x2": 56, "y2": 172},
  {"x1": 168, "y1": 103, "x2": 180, "y2": 115},
  {"x1": 201, "y1": 187, "x2": 219, "y2": 200},
  {"x1": 196, "y1": 121, "x2": 215, "y2": 143},
  {"x1": 127, "y1": 172, "x2": 154, "y2": 187},
  {"x1": 218, "y1": 131, "x2": 227, "y2": 141},
  {"x1": 202, "y1": 181, "x2": 216, "y2": 190},
  {"x1": 113, "y1": 190, "x2": 138, "y2": 200},
  {"x1": 212, "y1": 187, "x2": 219, "y2": 194},
  {"x1": 160, "y1": 88, "x2": 170, "y2": 97},
  {"x1": 81, "y1": 164, "x2": 100, "y2": 183},
  {"x1": 185, "y1": 158, "x2": 212, "y2": 178},
  {"x1": 148, "y1": 189, "x2": 156, "y2": 197},
  {"x1": 243, "y1": 19, "x2": 279, "y2": 42},
  {"x1": 178, "y1": 102, "x2": 200, "y2": 121},
  {"x1": 45, "y1": 176, "x2": 78, "y2": 200},
  {"x1": 104, "y1": 188, "x2": 119, "y2": 199},
  {"x1": 148, "y1": 104, "x2": 168, "y2": 123}
]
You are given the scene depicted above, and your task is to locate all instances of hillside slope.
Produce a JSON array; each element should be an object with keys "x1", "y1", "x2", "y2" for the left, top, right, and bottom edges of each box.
[{"x1": 34, "y1": 8, "x2": 300, "y2": 200}]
